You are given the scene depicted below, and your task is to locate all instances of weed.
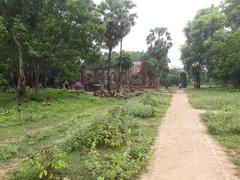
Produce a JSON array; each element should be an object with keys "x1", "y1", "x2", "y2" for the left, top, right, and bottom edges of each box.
[
  {"x1": 11, "y1": 148, "x2": 66, "y2": 180},
  {"x1": 0, "y1": 144, "x2": 18, "y2": 161},
  {"x1": 141, "y1": 94, "x2": 158, "y2": 106}
]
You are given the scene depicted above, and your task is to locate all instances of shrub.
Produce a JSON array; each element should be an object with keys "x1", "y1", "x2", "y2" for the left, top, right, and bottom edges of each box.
[
  {"x1": 0, "y1": 144, "x2": 18, "y2": 161},
  {"x1": 11, "y1": 148, "x2": 66, "y2": 180},
  {"x1": 85, "y1": 134, "x2": 151, "y2": 179},
  {"x1": 127, "y1": 102, "x2": 155, "y2": 118},
  {"x1": 63, "y1": 106, "x2": 133, "y2": 151}
]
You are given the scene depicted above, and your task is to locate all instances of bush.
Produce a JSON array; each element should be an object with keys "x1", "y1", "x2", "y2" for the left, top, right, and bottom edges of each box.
[
  {"x1": 11, "y1": 148, "x2": 66, "y2": 180},
  {"x1": 0, "y1": 144, "x2": 18, "y2": 161},
  {"x1": 127, "y1": 102, "x2": 155, "y2": 118},
  {"x1": 63, "y1": 106, "x2": 133, "y2": 151},
  {"x1": 85, "y1": 134, "x2": 151, "y2": 180}
]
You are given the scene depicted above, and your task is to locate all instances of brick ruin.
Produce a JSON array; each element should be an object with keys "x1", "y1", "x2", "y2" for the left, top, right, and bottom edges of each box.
[{"x1": 83, "y1": 61, "x2": 156, "y2": 91}]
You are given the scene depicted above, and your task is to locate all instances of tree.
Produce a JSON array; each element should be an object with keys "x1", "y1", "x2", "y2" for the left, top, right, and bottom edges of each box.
[
  {"x1": 221, "y1": 0, "x2": 240, "y2": 30},
  {"x1": 0, "y1": 0, "x2": 104, "y2": 98},
  {"x1": 204, "y1": 29, "x2": 240, "y2": 85},
  {"x1": 99, "y1": 0, "x2": 123, "y2": 91},
  {"x1": 0, "y1": 16, "x2": 8, "y2": 87},
  {"x1": 116, "y1": 0, "x2": 136, "y2": 91},
  {"x1": 201, "y1": 0, "x2": 240, "y2": 86},
  {"x1": 146, "y1": 27, "x2": 172, "y2": 88},
  {"x1": 116, "y1": 51, "x2": 133, "y2": 70},
  {"x1": 181, "y1": 6, "x2": 225, "y2": 88},
  {"x1": 0, "y1": 0, "x2": 29, "y2": 100},
  {"x1": 99, "y1": 0, "x2": 136, "y2": 92}
]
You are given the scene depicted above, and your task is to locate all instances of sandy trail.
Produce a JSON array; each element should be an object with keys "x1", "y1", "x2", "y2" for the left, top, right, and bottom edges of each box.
[{"x1": 140, "y1": 91, "x2": 238, "y2": 180}]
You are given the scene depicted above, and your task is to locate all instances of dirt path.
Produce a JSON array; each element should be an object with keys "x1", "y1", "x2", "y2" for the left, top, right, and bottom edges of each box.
[{"x1": 140, "y1": 91, "x2": 238, "y2": 180}]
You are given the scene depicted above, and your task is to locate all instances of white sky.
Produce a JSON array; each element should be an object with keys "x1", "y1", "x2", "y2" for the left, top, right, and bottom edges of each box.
[{"x1": 94, "y1": 0, "x2": 222, "y2": 68}]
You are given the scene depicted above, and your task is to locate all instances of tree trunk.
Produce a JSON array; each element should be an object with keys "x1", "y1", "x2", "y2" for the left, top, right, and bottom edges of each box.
[
  {"x1": 33, "y1": 60, "x2": 40, "y2": 96},
  {"x1": 117, "y1": 38, "x2": 123, "y2": 92},
  {"x1": 193, "y1": 72, "x2": 201, "y2": 89},
  {"x1": 43, "y1": 59, "x2": 48, "y2": 88},
  {"x1": 12, "y1": 29, "x2": 26, "y2": 101},
  {"x1": 107, "y1": 48, "x2": 112, "y2": 92},
  {"x1": 155, "y1": 60, "x2": 160, "y2": 89}
]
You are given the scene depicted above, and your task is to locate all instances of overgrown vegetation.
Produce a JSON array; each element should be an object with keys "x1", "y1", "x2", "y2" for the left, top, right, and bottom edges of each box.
[
  {"x1": 187, "y1": 88, "x2": 240, "y2": 173},
  {"x1": 0, "y1": 89, "x2": 171, "y2": 179},
  {"x1": 126, "y1": 102, "x2": 155, "y2": 118},
  {"x1": 0, "y1": 89, "x2": 116, "y2": 169},
  {"x1": 63, "y1": 106, "x2": 133, "y2": 151},
  {"x1": 12, "y1": 149, "x2": 66, "y2": 180},
  {"x1": 60, "y1": 91, "x2": 171, "y2": 179}
]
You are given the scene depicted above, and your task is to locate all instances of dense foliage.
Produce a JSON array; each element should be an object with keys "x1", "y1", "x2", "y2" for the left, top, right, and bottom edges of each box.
[
  {"x1": 0, "y1": 0, "x2": 104, "y2": 99},
  {"x1": 0, "y1": 0, "x2": 138, "y2": 99},
  {"x1": 181, "y1": 0, "x2": 240, "y2": 87}
]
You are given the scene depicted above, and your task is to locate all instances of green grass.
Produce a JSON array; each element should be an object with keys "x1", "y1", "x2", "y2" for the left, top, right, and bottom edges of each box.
[
  {"x1": 0, "y1": 89, "x2": 117, "y2": 162},
  {"x1": 187, "y1": 87, "x2": 240, "y2": 111},
  {"x1": 187, "y1": 87, "x2": 240, "y2": 174},
  {"x1": 0, "y1": 88, "x2": 172, "y2": 179}
]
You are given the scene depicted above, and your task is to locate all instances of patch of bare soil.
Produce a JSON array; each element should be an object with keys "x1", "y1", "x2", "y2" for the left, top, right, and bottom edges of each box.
[
  {"x1": 140, "y1": 91, "x2": 238, "y2": 180},
  {"x1": 0, "y1": 158, "x2": 21, "y2": 179}
]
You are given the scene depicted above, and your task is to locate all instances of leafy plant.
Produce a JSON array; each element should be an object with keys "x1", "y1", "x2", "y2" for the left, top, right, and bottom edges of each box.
[
  {"x1": 89, "y1": 136, "x2": 151, "y2": 179},
  {"x1": 63, "y1": 106, "x2": 133, "y2": 151},
  {"x1": 12, "y1": 148, "x2": 66, "y2": 180}
]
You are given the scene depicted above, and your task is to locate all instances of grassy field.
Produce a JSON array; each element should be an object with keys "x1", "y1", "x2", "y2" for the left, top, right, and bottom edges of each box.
[
  {"x1": 0, "y1": 89, "x2": 116, "y2": 161},
  {"x1": 0, "y1": 89, "x2": 172, "y2": 179},
  {"x1": 187, "y1": 87, "x2": 240, "y2": 174}
]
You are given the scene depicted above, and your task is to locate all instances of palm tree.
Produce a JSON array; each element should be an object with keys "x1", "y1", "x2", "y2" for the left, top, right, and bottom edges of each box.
[
  {"x1": 146, "y1": 27, "x2": 173, "y2": 88},
  {"x1": 116, "y1": 0, "x2": 136, "y2": 91},
  {"x1": 99, "y1": 0, "x2": 122, "y2": 91},
  {"x1": 99, "y1": 0, "x2": 136, "y2": 92}
]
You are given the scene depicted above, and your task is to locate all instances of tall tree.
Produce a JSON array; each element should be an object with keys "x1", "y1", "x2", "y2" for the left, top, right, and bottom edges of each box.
[
  {"x1": 0, "y1": 22, "x2": 10, "y2": 89},
  {"x1": 116, "y1": 0, "x2": 136, "y2": 91},
  {"x1": 0, "y1": 0, "x2": 29, "y2": 100},
  {"x1": 146, "y1": 27, "x2": 172, "y2": 88},
  {"x1": 181, "y1": 6, "x2": 225, "y2": 88},
  {"x1": 99, "y1": 0, "x2": 134, "y2": 91}
]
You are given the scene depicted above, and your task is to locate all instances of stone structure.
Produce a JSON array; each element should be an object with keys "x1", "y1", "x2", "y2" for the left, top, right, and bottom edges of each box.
[
  {"x1": 130, "y1": 61, "x2": 155, "y2": 88},
  {"x1": 83, "y1": 61, "x2": 155, "y2": 91}
]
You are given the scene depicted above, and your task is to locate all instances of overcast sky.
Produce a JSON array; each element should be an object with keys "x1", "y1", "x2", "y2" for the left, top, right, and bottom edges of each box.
[{"x1": 94, "y1": 0, "x2": 222, "y2": 68}]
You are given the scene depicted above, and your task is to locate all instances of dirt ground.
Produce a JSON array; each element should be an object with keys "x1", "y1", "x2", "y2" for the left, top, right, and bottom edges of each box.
[{"x1": 140, "y1": 91, "x2": 238, "y2": 180}]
